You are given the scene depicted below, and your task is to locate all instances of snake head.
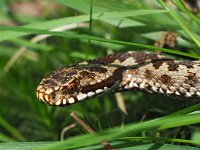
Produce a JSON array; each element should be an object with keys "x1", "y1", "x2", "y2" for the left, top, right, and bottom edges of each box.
[
  {"x1": 36, "y1": 65, "x2": 122, "y2": 106},
  {"x1": 36, "y1": 67, "x2": 79, "y2": 106}
]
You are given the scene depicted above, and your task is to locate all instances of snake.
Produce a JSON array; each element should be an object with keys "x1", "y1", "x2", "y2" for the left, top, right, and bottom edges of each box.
[{"x1": 36, "y1": 51, "x2": 200, "y2": 106}]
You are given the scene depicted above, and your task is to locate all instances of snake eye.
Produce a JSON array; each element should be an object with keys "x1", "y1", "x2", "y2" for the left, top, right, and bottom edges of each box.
[{"x1": 66, "y1": 82, "x2": 77, "y2": 93}]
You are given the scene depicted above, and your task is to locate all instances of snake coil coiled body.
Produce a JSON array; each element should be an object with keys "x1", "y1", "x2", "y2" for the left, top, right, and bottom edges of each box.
[{"x1": 36, "y1": 51, "x2": 200, "y2": 106}]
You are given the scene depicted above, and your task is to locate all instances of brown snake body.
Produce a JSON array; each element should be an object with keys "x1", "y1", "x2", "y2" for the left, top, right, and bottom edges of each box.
[{"x1": 36, "y1": 51, "x2": 200, "y2": 106}]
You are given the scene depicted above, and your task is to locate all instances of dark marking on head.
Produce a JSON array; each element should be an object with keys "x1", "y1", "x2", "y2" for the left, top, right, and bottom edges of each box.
[
  {"x1": 88, "y1": 66, "x2": 108, "y2": 73},
  {"x1": 80, "y1": 70, "x2": 95, "y2": 78},
  {"x1": 63, "y1": 68, "x2": 77, "y2": 76},
  {"x1": 160, "y1": 74, "x2": 171, "y2": 84},
  {"x1": 42, "y1": 79, "x2": 58, "y2": 87},
  {"x1": 74, "y1": 65, "x2": 108, "y2": 73},
  {"x1": 42, "y1": 67, "x2": 78, "y2": 86}
]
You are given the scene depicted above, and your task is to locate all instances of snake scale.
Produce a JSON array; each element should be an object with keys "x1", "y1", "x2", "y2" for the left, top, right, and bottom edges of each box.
[{"x1": 36, "y1": 51, "x2": 200, "y2": 106}]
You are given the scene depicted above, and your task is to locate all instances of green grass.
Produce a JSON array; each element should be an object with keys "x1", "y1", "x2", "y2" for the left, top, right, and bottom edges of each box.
[{"x1": 0, "y1": 0, "x2": 200, "y2": 149}]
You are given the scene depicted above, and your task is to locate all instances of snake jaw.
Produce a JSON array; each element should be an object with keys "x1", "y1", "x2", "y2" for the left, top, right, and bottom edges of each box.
[
  {"x1": 36, "y1": 85, "x2": 54, "y2": 104},
  {"x1": 36, "y1": 79, "x2": 109, "y2": 106},
  {"x1": 36, "y1": 79, "x2": 80, "y2": 106}
]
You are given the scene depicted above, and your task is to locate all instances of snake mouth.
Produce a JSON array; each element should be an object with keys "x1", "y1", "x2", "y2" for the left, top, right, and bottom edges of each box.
[
  {"x1": 36, "y1": 90, "x2": 72, "y2": 106},
  {"x1": 36, "y1": 86, "x2": 108, "y2": 106},
  {"x1": 36, "y1": 85, "x2": 56, "y2": 105},
  {"x1": 36, "y1": 84, "x2": 76, "y2": 106}
]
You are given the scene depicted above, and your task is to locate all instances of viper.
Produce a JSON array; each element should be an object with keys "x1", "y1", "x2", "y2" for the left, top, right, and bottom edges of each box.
[{"x1": 36, "y1": 51, "x2": 200, "y2": 106}]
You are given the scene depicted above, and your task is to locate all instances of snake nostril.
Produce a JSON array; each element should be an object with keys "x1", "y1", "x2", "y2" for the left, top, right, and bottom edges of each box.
[{"x1": 51, "y1": 93, "x2": 56, "y2": 100}]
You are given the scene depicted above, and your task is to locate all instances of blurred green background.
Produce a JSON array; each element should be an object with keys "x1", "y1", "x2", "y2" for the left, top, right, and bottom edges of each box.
[{"x1": 0, "y1": 0, "x2": 200, "y2": 149}]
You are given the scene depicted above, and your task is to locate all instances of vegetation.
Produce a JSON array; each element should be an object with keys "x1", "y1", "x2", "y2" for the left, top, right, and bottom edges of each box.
[{"x1": 0, "y1": 0, "x2": 200, "y2": 149}]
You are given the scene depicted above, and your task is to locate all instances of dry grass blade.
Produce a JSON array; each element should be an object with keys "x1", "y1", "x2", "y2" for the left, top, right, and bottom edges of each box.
[
  {"x1": 70, "y1": 112, "x2": 95, "y2": 135},
  {"x1": 60, "y1": 123, "x2": 76, "y2": 141}
]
